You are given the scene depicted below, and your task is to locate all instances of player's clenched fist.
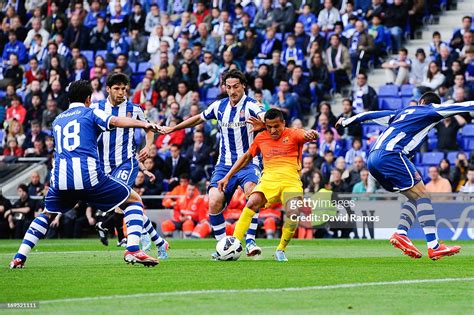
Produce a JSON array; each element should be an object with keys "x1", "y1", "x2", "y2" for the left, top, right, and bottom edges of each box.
[{"x1": 304, "y1": 129, "x2": 319, "y2": 141}]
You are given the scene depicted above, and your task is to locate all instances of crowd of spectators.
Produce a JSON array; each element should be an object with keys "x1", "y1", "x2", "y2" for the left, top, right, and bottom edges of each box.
[{"x1": 0, "y1": 0, "x2": 472, "y2": 239}]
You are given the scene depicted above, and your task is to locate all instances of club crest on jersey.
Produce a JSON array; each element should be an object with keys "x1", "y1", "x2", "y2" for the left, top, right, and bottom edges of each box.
[
  {"x1": 240, "y1": 109, "x2": 245, "y2": 118},
  {"x1": 283, "y1": 136, "x2": 289, "y2": 143},
  {"x1": 414, "y1": 171, "x2": 421, "y2": 181}
]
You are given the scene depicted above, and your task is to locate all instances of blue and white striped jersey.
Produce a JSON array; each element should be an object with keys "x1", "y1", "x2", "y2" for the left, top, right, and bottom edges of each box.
[
  {"x1": 91, "y1": 99, "x2": 147, "y2": 174},
  {"x1": 343, "y1": 101, "x2": 474, "y2": 156},
  {"x1": 50, "y1": 103, "x2": 113, "y2": 190},
  {"x1": 200, "y1": 95, "x2": 265, "y2": 167}
]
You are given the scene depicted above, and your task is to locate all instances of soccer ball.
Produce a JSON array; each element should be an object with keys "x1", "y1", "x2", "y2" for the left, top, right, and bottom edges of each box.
[{"x1": 215, "y1": 236, "x2": 243, "y2": 261}]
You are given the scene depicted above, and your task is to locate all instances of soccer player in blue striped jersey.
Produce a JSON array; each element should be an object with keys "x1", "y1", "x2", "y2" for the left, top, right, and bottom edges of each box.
[
  {"x1": 91, "y1": 73, "x2": 169, "y2": 259},
  {"x1": 160, "y1": 70, "x2": 265, "y2": 259},
  {"x1": 337, "y1": 92, "x2": 467, "y2": 260},
  {"x1": 10, "y1": 80, "x2": 161, "y2": 269}
]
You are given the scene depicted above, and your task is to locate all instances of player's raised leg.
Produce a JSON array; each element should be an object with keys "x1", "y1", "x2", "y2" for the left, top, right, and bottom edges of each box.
[
  {"x1": 389, "y1": 199, "x2": 422, "y2": 258},
  {"x1": 232, "y1": 192, "x2": 266, "y2": 252}
]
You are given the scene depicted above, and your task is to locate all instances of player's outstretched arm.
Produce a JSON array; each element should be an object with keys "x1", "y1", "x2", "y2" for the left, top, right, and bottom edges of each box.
[
  {"x1": 217, "y1": 152, "x2": 253, "y2": 192},
  {"x1": 431, "y1": 101, "x2": 474, "y2": 117},
  {"x1": 336, "y1": 110, "x2": 397, "y2": 128},
  {"x1": 110, "y1": 116, "x2": 159, "y2": 132},
  {"x1": 159, "y1": 114, "x2": 204, "y2": 134}
]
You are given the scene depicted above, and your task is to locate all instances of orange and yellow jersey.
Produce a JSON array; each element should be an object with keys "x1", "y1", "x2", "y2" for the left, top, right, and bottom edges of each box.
[{"x1": 248, "y1": 128, "x2": 307, "y2": 182}]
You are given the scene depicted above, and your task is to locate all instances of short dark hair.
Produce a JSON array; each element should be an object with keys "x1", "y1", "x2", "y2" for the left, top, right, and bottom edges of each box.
[
  {"x1": 433, "y1": 31, "x2": 441, "y2": 37},
  {"x1": 68, "y1": 80, "x2": 92, "y2": 103},
  {"x1": 222, "y1": 69, "x2": 247, "y2": 86},
  {"x1": 180, "y1": 173, "x2": 190, "y2": 180},
  {"x1": 463, "y1": 16, "x2": 472, "y2": 22},
  {"x1": 106, "y1": 73, "x2": 130, "y2": 88},
  {"x1": 18, "y1": 184, "x2": 28, "y2": 193},
  {"x1": 171, "y1": 143, "x2": 181, "y2": 150},
  {"x1": 419, "y1": 92, "x2": 441, "y2": 105},
  {"x1": 399, "y1": 48, "x2": 408, "y2": 54},
  {"x1": 264, "y1": 108, "x2": 284, "y2": 121}
]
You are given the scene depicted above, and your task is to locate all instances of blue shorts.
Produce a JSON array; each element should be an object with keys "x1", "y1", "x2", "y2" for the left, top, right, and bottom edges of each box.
[
  {"x1": 109, "y1": 158, "x2": 139, "y2": 187},
  {"x1": 367, "y1": 150, "x2": 421, "y2": 192},
  {"x1": 44, "y1": 175, "x2": 131, "y2": 214},
  {"x1": 209, "y1": 164, "x2": 261, "y2": 205}
]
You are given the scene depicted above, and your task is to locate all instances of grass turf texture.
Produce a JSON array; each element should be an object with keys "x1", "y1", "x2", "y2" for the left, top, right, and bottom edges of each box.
[{"x1": 0, "y1": 239, "x2": 472, "y2": 314}]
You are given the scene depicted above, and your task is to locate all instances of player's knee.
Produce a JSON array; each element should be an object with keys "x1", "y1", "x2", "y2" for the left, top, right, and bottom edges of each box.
[
  {"x1": 127, "y1": 190, "x2": 143, "y2": 204},
  {"x1": 208, "y1": 189, "x2": 224, "y2": 214},
  {"x1": 246, "y1": 194, "x2": 265, "y2": 211}
]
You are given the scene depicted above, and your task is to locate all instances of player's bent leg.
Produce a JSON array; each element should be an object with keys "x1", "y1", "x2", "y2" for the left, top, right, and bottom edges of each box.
[
  {"x1": 208, "y1": 187, "x2": 227, "y2": 241},
  {"x1": 10, "y1": 211, "x2": 55, "y2": 269},
  {"x1": 390, "y1": 199, "x2": 422, "y2": 259},
  {"x1": 233, "y1": 192, "x2": 266, "y2": 241},
  {"x1": 402, "y1": 182, "x2": 461, "y2": 260},
  {"x1": 122, "y1": 191, "x2": 158, "y2": 267}
]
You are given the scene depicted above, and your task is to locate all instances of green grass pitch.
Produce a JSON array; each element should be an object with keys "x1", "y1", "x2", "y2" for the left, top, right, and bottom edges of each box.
[{"x1": 0, "y1": 239, "x2": 473, "y2": 314}]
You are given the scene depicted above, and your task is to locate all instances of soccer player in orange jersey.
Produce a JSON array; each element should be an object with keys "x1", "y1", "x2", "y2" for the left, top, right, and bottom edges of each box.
[{"x1": 218, "y1": 109, "x2": 318, "y2": 261}]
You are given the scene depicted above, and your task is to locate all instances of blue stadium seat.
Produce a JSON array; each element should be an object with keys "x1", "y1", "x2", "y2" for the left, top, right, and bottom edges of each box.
[
  {"x1": 0, "y1": 91, "x2": 6, "y2": 99},
  {"x1": 421, "y1": 152, "x2": 444, "y2": 166},
  {"x1": 400, "y1": 84, "x2": 414, "y2": 97},
  {"x1": 462, "y1": 124, "x2": 474, "y2": 137},
  {"x1": 131, "y1": 74, "x2": 144, "y2": 89},
  {"x1": 362, "y1": 123, "x2": 386, "y2": 138},
  {"x1": 206, "y1": 87, "x2": 220, "y2": 101},
  {"x1": 137, "y1": 62, "x2": 152, "y2": 74},
  {"x1": 129, "y1": 62, "x2": 137, "y2": 72},
  {"x1": 463, "y1": 139, "x2": 474, "y2": 151},
  {"x1": 402, "y1": 97, "x2": 414, "y2": 108},
  {"x1": 106, "y1": 62, "x2": 115, "y2": 71},
  {"x1": 380, "y1": 98, "x2": 402, "y2": 110},
  {"x1": 378, "y1": 84, "x2": 399, "y2": 97},
  {"x1": 82, "y1": 50, "x2": 94, "y2": 62},
  {"x1": 95, "y1": 50, "x2": 107, "y2": 59},
  {"x1": 427, "y1": 137, "x2": 438, "y2": 151},
  {"x1": 427, "y1": 128, "x2": 437, "y2": 139},
  {"x1": 446, "y1": 151, "x2": 459, "y2": 165},
  {"x1": 0, "y1": 130, "x2": 4, "y2": 147}
]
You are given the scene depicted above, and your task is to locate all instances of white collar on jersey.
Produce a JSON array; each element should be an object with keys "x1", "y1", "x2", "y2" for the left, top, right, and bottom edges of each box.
[
  {"x1": 231, "y1": 94, "x2": 247, "y2": 107},
  {"x1": 69, "y1": 102, "x2": 85, "y2": 109}
]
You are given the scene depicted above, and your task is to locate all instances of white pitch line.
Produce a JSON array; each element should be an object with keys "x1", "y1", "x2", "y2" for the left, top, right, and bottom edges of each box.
[{"x1": 40, "y1": 277, "x2": 474, "y2": 305}]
